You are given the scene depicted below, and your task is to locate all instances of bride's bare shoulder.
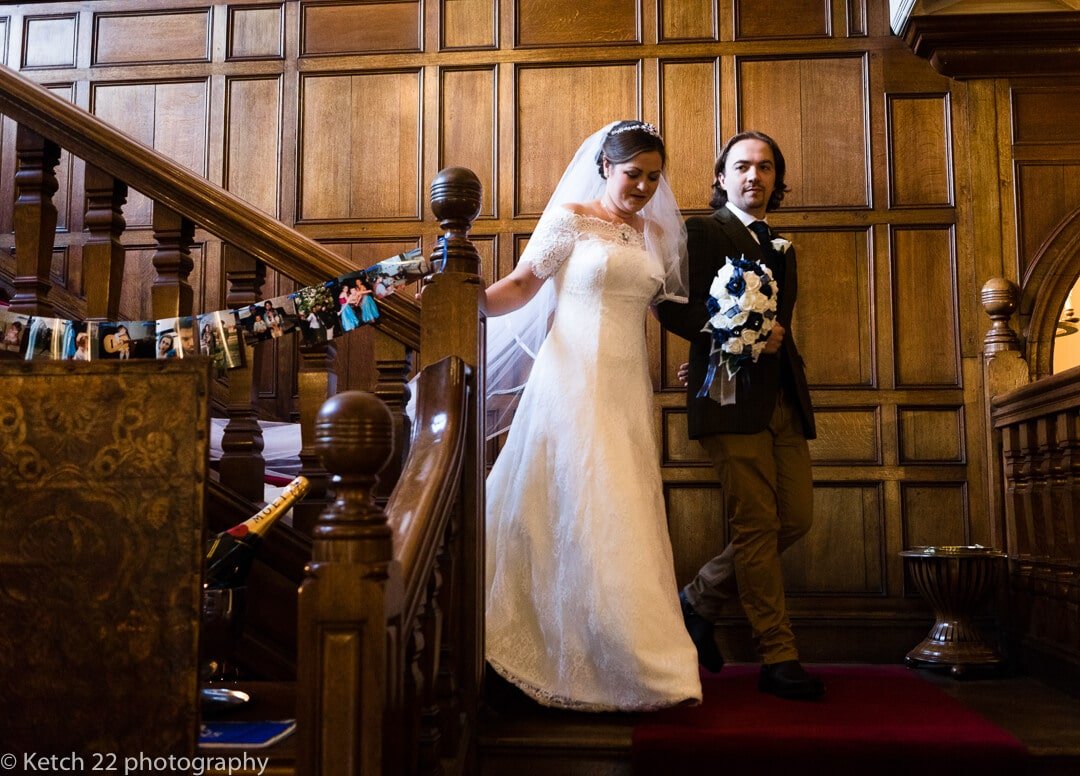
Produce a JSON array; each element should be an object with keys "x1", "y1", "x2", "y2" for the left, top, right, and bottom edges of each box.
[{"x1": 561, "y1": 201, "x2": 602, "y2": 218}]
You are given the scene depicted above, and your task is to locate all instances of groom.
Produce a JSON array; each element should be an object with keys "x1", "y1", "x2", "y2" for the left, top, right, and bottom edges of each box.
[{"x1": 657, "y1": 130, "x2": 823, "y2": 700}]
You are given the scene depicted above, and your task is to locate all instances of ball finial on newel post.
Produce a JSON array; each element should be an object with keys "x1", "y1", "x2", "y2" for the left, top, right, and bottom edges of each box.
[
  {"x1": 980, "y1": 277, "x2": 1021, "y2": 356},
  {"x1": 429, "y1": 167, "x2": 482, "y2": 275}
]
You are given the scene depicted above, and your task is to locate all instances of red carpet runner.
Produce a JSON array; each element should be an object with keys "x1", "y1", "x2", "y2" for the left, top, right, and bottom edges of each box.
[{"x1": 632, "y1": 665, "x2": 1027, "y2": 775}]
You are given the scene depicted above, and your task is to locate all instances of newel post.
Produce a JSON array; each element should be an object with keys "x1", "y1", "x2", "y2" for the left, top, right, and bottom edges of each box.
[
  {"x1": 419, "y1": 167, "x2": 485, "y2": 711},
  {"x1": 981, "y1": 277, "x2": 1030, "y2": 553},
  {"x1": 296, "y1": 390, "x2": 401, "y2": 776}
]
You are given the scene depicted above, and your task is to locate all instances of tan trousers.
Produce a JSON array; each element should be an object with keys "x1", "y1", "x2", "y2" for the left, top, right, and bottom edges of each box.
[{"x1": 684, "y1": 393, "x2": 813, "y2": 664}]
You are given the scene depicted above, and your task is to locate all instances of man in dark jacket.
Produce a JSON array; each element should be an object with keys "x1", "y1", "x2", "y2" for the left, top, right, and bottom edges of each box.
[{"x1": 658, "y1": 130, "x2": 823, "y2": 700}]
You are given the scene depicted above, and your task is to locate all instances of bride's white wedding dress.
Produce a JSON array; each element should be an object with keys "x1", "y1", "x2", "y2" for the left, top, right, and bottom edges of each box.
[{"x1": 485, "y1": 207, "x2": 702, "y2": 711}]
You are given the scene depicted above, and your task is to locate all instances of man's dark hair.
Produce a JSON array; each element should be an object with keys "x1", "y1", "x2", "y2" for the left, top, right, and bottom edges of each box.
[{"x1": 709, "y1": 130, "x2": 789, "y2": 212}]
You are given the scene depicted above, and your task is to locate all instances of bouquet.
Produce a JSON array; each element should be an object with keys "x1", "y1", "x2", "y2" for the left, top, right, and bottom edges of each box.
[{"x1": 697, "y1": 255, "x2": 779, "y2": 401}]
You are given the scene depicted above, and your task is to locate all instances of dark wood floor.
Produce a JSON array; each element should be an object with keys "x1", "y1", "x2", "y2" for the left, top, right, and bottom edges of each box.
[{"x1": 478, "y1": 664, "x2": 1080, "y2": 776}]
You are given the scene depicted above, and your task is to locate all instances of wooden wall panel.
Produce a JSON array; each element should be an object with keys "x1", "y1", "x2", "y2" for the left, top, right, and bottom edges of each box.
[
  {"x1": 92, "y1": 80, "x2": 209, "y2": 228},
  {"x1": 661, "y1": 328, "x2": 690, "y2": 391},
  {"x1": 665, "y1": 484, "x2": 726, "y2": 588},
  {"x1": 887, "y1": 94, "x2": 952, "y2": 208},
  {"x1": 738, "y1": 56, "x2": 869, "y2": 208},
  {"x1": 789, "y1": 228, "x2": 873, "y2": 387},
  {"x1": 1016, "y1": 163, "x2": 1080, "y2": 275},
  {"x1": 661, "y1": 409, "x2": 709, "y2": 465},
  {"x1": 1012, "y1": 87, "x2": 1080, "y2": 145},
  {"x1": 225, "y1": 77, "x2": 281, "y2": 217},
  {"x1": 515, "y1": 63, "x2": 638, "y2": 216},
  {"x1": 440, "y1": 67, "x2": 496, "y2": 217},
  {"x1": 659, "y1": 0, "x2": 716, "y2": 42},
  {"x1": 891, "y1": 226, "x2": 959, "y2": 387},
  {"x1": 93, "y1": 10, "x2": 210, "y2": 65},
  {"x1": 660, "y1": 59, "x2": 718, "y2": 213},
  {"x1": 23, "y1": 14, "x2": 76, "y2": 69},
  {"x1": 442, "y1": 0, "x2": 496, "y2": 49},
  {"x1": 119, "y1": 245, "x2": 205, "y2": 322},
  {"x1": 323, "y1": 239, "x2": 422, "y2": 266},
  {"x1": 46, "y1": 84, "x2": 74, "y2": 235},
  {"x1": 302, "y1": 1, "x2": 420, "y2": 55},
  {"x1": 228, "y1": 4, "x2": 283, "y2": 60},
  {"x1": 300, "y1": 71, "x2": 421, "y2": 221},
  {"x1": 901, "y1": 482, "x2": 968, "y2": 549},
  {"x1": 516, "y1": 0, "x2": 638, "y2": 47},
  {"x1": 783, "y1": 483, "x2": 884, "y2": 594},
  {"x1": 846, "y1": 0, "x2": 867, "y2": 36},
  {"x1": 898, "y1": 406, "x2": 964, "y2": 463},
  {"x1": 470, "y1": 235, "x2": 497, "y2": 285},
  {"x1": 808, "y1": 408, "x2": 880, "y2": 464},
  {"x1": 735, "y1": 0, "x2": 829, "y2": 40}
]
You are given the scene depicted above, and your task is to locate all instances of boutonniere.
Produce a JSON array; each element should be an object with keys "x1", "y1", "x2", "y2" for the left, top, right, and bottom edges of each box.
[{"x1": 771, "y1": 237, "x2": 791, "y2": 254}]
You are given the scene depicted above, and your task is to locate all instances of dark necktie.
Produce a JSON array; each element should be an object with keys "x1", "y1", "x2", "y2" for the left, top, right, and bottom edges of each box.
[{"x1": 747, "y1": 219, "x2": 784, "y2": 292}]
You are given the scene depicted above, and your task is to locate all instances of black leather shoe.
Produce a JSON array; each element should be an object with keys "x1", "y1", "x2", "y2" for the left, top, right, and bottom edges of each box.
[
  {"x1": 679, "y1": 591, "x2": 724, "y2": 672},
  {"x1": 759, "y1": 660, "x2": 825, "y2": 700}
]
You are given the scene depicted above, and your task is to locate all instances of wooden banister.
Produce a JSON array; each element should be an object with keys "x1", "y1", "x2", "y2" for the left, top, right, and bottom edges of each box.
[{"x1": 0, "y1": 63, "x2": 420, "y2": 348}]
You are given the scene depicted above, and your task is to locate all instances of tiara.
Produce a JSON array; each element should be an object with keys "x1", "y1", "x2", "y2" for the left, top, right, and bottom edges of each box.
[{"x1": 608, "y1": 122, "x2": 661, "y2": 140}]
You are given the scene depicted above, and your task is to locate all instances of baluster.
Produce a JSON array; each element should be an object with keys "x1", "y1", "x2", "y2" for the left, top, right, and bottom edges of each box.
[
  {"x1": 404, "y1": 608, "x2": 426, "y2": 776},
  {"x1": 10, "y1": 125, "x2": 61, "y2": 315},
  {"x1": 1033, "y1": 416, "x2": 1056, "y2": 559},
  {"x1": 418, "y1": 565, "x2": 444, "y2": 776},
  {"x1": 219, "y1": 245, "x2": 265, "y2": 501},
  {"x1": 1065, "y1": 409, "x2": 1080, "y2": 560},
  {"x1": 297, "y1": 391, "x2": 398, "y2": 776},
  {"x1": 150, "y1": 202, "x2": 195, "y2": 320},
  {"x1": 292, "y1": 337, "x2": 337, "y2": 537},
  {"x1": 421, "y1": 168, "x2": 484, "y2": 711},
  {"x1": 83, "y1": 165, "x2": 128, "y2": 321},
  {"x1": 374, "y1": 330, "x2": 414, "y2": 500},
  {"x1": 435, "y1": 509, "x2": 461, "y2": 754}
]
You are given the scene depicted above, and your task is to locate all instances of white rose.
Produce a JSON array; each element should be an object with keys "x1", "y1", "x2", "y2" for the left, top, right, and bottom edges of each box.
[
  {"x1": 725, "y1": 338, "x2": 745, "y2": 355},
  {"x1": 771, "y1": 238, "x2": 791, "y2": 254},
  {"x1": 710, "y1": 274, "x2": 730, "y2": 300},
  {"x1": 741, "y1": 289, "x2": 767, "y2": 311},
  {"x1": 729, "y1": 310, "x2": 749, "y2": 327},
  {"x1": 741, "y1": 328, "x2": 761, "y2": 345},
  {"x1": 743, "y1": 272, "x2": 761, "y2": 293}
]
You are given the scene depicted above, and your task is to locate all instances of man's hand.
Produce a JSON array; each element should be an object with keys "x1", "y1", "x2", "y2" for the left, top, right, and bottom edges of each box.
[
  {"x1": 762, "y1": 323, "x2": 785, "y2": 354},
  {"x1": 677, "y1": 362, "x2": 690, "y2": 386}
]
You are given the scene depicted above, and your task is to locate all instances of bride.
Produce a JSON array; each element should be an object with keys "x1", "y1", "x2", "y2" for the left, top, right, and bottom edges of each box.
[{"x1": 484, "y1": 121, "x2": 701, "y2": 711}]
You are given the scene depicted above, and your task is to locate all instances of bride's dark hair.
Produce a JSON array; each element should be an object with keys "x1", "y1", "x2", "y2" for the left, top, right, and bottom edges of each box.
[{"x1": 597, "y1": 120, "x2": 666, "y2": 178}]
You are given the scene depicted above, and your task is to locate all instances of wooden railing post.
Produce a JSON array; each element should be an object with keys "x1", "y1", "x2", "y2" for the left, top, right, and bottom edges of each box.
[
  {"x1": 293, "y1": 337, "x2": 337, "y2": 537},
  {"x1": 373, "y1": 329, "x2": 414, "y2": 500},
  {"x1": 419, "y1": 167, "x2": 485, "y2": 718},
  {"x1": 83, "y1": 165, "x2": 128, "y2": 321},
  {"x1": 150, "y1": 202, "x2": 195, "y2": 320},
  {"x1": 219, "y1": 244, "x2": 266, "y2": 500},
  {"x1": 10, "y1": 124, "x2": 60, "y2": 315},
  {"x1": 297, "y1": 390, "x2": 399, "y2": 776}
]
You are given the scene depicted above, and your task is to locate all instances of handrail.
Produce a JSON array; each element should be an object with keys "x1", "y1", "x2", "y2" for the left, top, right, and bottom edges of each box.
[
  {"x1": 387, "y1": 356, "x2": 468, "y2": 625},
  {"x1": 992, "y1": 363, "x2": 1080, "y2": 427},
  {"x1": 0, "y1": 63, "x2": 420, "y2": 348}
]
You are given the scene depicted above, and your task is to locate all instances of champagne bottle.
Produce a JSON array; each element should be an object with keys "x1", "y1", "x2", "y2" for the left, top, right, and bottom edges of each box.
[{"x1": 204, "y1": 475, "x2": 311, "y2": 589}]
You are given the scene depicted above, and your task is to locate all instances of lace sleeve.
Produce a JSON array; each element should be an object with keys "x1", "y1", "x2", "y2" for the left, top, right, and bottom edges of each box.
[{"x1": 521, "y1": 207, "x2": 577, "y2": 280}]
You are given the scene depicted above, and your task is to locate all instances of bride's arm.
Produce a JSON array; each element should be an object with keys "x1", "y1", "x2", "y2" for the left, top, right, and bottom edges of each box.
[{"x1": 485, "y1": 260, "x2": 546, "y2": 317}]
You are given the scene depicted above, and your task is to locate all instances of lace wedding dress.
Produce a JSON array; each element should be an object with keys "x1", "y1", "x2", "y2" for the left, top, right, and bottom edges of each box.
[{"x1": 486, "y1": 207, "x2": 702, "y2": 711}]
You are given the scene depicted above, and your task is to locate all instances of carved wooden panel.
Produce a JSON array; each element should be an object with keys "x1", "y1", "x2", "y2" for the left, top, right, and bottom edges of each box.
[
  {"x1": 887, "y1": 93, "x2": 953, "y2": 208},
  {"x1": 660, "y1": 59, "x2": 719, "y2": 212},
  {"x1": 659, "y1": 0, "x2": 716, "y2": 42},
  {"x1": 661, "y1": 327, "x2": 690, "y2": 391},
  {"x1": 517, "y1": 0, "x2": 639, "y2": 47},
  {"x1": 470, "y1": 235, "x2": 497, "y2": 286},
  {"x1": 515, "y1": 63, "x2": 639, "y2": 216},
  {"x1": 0, "y1": 359, "x2": 207, "y2": 755},
  {"x1": 899, "y1": 406, "x2": 964, "y2": 463},
  {"x1": 901, "y1": 482, "x2": 968, "y2": 549},
  {"x1": 665, "y1": 484, "x2": 726, "y2": 588},
  {"x1": 738, "y1": 55, "x2": 869, "y2": 208},
  {"x1": 302, "y1": 1, "x2": 420, "y2": 55},
  {"x1": 1012, "y1": 86, "x2": 1080, "y2": 145},
  {"x1": 300, "y1": 71, "x2": 422, "y2": 221},
  {"x1": 92, "y1": 80, "x2": 210, "y2": 228},
  {"x1": 323, "y1": 238, "x2": 422, "y2": 265},
  {"x1": 891, "y1": 226, "x2": 959, "y2": 387},
  {"x1": 228, "y1": 4, "x2": 284, "y2": 60},
  {"x1": 225, "y1": 76, "x2": 282, "y2": 217},
  {"x1": 847, "y1": 0, "x2": 867, "y2": 36},
  {"x1": 736, "y1": 0, "x2": 830, "y2": 40},
  {"x1": 120, "y1": 244, "x2": 205, "y2": 321},
  {"x1": 93, "y1": 10, "x2": 210, "y2": 65},
  {"x1": 789, "y1": 228, "x2": 873, "y2": 387},
  {"x1": 661, "y1": 408, "x2": 710, "y2": 465},
  {"x1": 1015, "y1": 162, "x2": 1080, "y2": 275},
  {"x1": 23, "y1": 14, "x2": 77, "y2": 69},
  {"x1": 440, "y1": 67, "x2": 496, "y2": 217},
  {"x1": 808, "y1": 408, "x2": 880, "y2": 464},
  {"x1": 442, "y1": 0, "x2": 496, "y2": 49},
  {"x1": 783, "y1": 483, "x2": 884, "y2": 594}
]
